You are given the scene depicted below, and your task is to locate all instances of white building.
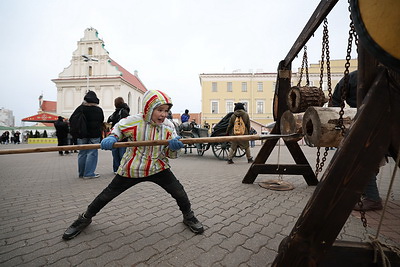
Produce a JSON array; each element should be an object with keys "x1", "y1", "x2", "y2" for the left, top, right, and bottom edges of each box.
[
  {"x1": 0, "y1": 108, "x2": 15, "y2": 127},
  {"x1": 52, "y1": 28, "x2": 147, "y2": 119}
]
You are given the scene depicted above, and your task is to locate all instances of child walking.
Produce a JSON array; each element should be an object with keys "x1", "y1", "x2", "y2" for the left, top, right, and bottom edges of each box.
[{"x1": 62, "y1": 90, "x2": 204, "y2": 240}]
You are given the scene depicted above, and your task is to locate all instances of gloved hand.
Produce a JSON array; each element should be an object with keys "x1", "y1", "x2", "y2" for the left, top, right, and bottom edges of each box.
[
  {"x1": 101, "y1": 136, "x2": 118, "y2": 150},
  {"x1": 168, "y1": 136, "x2": 184, "y2": 151}
]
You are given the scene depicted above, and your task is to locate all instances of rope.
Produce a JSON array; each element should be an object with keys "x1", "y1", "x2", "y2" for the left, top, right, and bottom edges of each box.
[
  {"x1": 368, "y1": 235, "x2": 400, "y2": 267},
  {"x1": 367, "y1": 143, "x2": 400, "y2": 266},
  {"x1": 276, "y1": 139, "x2": 283, "y2": 180},
  {"x1": 375, "y1": 144, "x2": 400, "y2": 239}
]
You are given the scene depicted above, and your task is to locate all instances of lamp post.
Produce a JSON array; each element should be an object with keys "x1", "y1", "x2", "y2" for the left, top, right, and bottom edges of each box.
[{"x1": 81, "y1": 55, "x2": 98, "y2": 93}]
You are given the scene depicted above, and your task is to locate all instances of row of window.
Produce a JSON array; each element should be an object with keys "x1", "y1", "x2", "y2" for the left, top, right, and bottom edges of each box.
[
  {"x1": 210, "y1": 100, "x2": 265, "y2": 114},
  {"x1": 211, "y1": 80, "x2": 335, "y2": 92},
  {"x1": 212, "y1": 82, "x2": 264, "y2": 92}
]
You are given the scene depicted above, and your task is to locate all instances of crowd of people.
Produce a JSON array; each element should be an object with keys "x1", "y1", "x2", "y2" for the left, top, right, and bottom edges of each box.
[{"x1": 0, "y1": 130, "x2": 21, "y2": 144}]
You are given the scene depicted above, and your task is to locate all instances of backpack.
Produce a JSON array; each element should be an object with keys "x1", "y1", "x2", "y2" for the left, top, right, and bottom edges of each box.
[
  {"x1": 69, "y1": 108, "x2": 87, "y2": 139},
  {"x1": 233, "y1": 115, "x2": 246, "y2": 135},
  {"x1": 108, "y1": 108, "x2": 123, "y2": 126}
]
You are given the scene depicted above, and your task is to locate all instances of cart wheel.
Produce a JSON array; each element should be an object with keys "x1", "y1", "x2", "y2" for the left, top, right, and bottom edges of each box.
[
  {"x1": 212, "y1": 142, "x2": 231, "y2": 160},
  {"x1": 196, "y1": 143, "x2": 206, "y2": 156},
  {"x1": 234, "y1": 147, "x2": 246, "y2": 158}
]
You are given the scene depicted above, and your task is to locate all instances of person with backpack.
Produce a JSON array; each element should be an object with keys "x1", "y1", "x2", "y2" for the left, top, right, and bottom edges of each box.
[
  {"x1": 226, "y1": 102, "x2": 253, "y2": 164},
  {"x1": 69, "y1": 90, "x2": 104, "y2": 179},
  {"x1": 107, "y1": 97, "x2": 130, "y2": 173},
  {"x1": 62, "y1": 90, "x2": 204, "y2": 240}
]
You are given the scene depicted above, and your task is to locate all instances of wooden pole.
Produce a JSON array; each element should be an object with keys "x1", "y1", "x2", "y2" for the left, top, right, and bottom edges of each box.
[{"x1": 0, "y1": 134, "x2": 301, "y2": 155}]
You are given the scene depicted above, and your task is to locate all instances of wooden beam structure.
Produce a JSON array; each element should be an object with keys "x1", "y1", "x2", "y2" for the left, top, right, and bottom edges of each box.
[{"x1": 270, "y1": 1, "x2": 400, "y2": 263}]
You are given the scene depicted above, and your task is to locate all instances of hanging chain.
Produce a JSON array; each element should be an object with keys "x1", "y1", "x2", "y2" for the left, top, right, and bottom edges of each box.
[
  {"x1": 315, "y1": 18, "x2": 331, "y2": 179},
  {"x1": 324, "y1": 18, "x2": 333, "y2": 106},
  {"x1": 343, "y1": 0, "x2": 368, "y2": 228},
  {"x1": 337, "y1": 1, "x2": 356, "y2": 136},
  {"x1": 298, "y1": 45, "x2": 309, "y2": 86}
]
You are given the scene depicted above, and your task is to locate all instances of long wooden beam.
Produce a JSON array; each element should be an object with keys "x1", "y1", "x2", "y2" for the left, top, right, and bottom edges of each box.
[{"x1": 0, "y1": 133, "x2": 301, "y2": 155}]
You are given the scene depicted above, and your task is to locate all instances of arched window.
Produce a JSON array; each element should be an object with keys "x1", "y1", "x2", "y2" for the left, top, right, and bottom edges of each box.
[
  {"x1": 88, "y1": 47, "x2": 93, "y2": 55},
  {"x1": 89, "y1": 66, "x2": 93, "y2": 76},
  {"x1": 137, "y1": 97, "x2": 141, "y2": 113}
]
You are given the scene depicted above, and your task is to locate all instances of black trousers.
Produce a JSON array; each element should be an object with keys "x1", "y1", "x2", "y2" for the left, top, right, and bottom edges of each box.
[{"x1": 85, "y1": 169, "x2": 192, "y2": 217}]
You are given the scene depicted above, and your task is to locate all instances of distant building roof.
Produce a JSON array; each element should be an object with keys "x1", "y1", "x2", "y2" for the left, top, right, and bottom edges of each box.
[
  {"x1": 109, "y1": 59, "x2": 147, "y2": 93},
  {"x1": 41, "y1": 100, "x2": 57, "y2": 113}
]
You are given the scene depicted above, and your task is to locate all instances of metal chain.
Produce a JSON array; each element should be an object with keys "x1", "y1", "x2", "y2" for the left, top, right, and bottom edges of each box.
[
  {"x1": 324, "y1": 18, "x2": 333, "y2": 106},
  {"x1": 345, "y1": 0, "x2": 368, "y2": 228},
  {"x1": 298, "y1": 45, "x2": 309, "y2": 86},
  {"x1": 315, "y1": 147, "x2": 321, "y2": 178},
  {"x1": 337, "y1": 1, "x2": 356, "y2": 136},
  {"x1": 315, "y1": 18, "x2": 331, "y2": 178},
  {"x1": 315, "y1": 147, "x2": 330, "y2": 178}
]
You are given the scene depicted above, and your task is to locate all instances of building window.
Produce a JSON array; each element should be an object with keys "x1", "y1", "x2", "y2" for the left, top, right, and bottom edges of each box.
[
  {"x1": 257, "y1": 82, "x2": 263, "y2": 92},
  {"x1": 227, "y1": 82, "x2": 232, "y2": 92},
  {"x1": 239, "y1": 101, "x2": 249, "y2": 111},
  {"x1": 241, "y1": 82, "x2": 247, "y2": 92},
  {"x1": 226, "y1": 101, "x2": 234, "y2": 113},
  {"x1": 89, "y1": 66, "x2": 93, "y2": 76},
  {"x1": 212, "y1": 82, "x2": 218, "y2": 92},
  {"x1": 211, "y1": 101, "x2": 219, "y2": 114},
  {"x1": 256, "y1": 101, "x2": 264, "y2": 114},
  {"x1": 88, "y1": 47, "x2": 93, "y2": 55}
]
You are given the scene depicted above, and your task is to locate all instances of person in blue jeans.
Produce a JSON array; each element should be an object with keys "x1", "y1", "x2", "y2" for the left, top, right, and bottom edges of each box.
[
  {"x1": 107, "y1": 97, "x2": 130, "y2": 173},
  {"x1": 70, "y1": 91, "x2": 104, "y2": 179}
]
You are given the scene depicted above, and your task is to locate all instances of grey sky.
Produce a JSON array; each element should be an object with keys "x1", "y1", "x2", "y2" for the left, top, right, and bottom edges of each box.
[{"x1": 0, "y1": 0, "x2": 356, "y2": 126}]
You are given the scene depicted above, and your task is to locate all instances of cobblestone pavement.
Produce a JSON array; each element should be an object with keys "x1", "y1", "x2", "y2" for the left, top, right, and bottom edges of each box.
[{"x1": 0, "y1": 142, "x2": 399, "y2": 266}]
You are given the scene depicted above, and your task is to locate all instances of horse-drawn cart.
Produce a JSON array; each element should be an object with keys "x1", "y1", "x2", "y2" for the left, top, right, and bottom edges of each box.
[{"x1": 177, "y1": 112, "x2": 246, "y2": 160}]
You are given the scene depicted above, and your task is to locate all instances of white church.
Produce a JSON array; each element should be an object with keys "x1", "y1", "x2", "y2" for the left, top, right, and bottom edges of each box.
[{"x1": 52, "y1": 27, "x2": 147, "y2": 120}]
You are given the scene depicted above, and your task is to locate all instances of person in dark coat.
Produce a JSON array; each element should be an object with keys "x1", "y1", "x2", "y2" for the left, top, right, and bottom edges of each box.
[
  {"x1": 54, "y1": 116, "x2": 70, "y2": 155},
  {"x1": 70, "y1": 90, "x2": 104, "y2": 179},
  {"x1": 332, "y1": 70, "x2": 382, "y2": 211},
  {"x1": 226, "y1": 103, "x2": 253, "y2": 164},
  {"x1": 107, "y1": 97, "x2": 130, "y2": 173}
]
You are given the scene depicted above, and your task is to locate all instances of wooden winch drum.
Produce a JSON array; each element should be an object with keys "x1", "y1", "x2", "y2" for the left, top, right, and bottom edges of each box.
[
  {"x1": 350, "y1": 0, "x2": 400, "y2": 72},
  {"x1": 286, "y1": 86, "x2": 327, "y2": 113},
  {"x1": 302, "y1": 107, "x2": 357, "y2": 147},
  {"x1": 280, "y1": 110, "x2": 304, "y2": 142}
]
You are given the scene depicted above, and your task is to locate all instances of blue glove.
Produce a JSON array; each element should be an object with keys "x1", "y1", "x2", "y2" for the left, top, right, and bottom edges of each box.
[
  {"x1": 101, "y1": 136, "x2": 118, "y2": 150},
  {"x1": 168, "y1": 136, "x2": 184, "y2": 151}
]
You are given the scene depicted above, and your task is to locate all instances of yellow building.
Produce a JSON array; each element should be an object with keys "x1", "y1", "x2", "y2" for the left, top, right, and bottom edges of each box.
[{"x1": 200, "y1": 59, "x2": 358, "y2": 128}]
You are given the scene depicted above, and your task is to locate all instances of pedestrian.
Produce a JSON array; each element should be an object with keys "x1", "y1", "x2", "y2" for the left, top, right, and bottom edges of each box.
[
  {"x1": 62, "y1": 90, "x2": 204, "y2": 240},
  {"x1": 226, "y1": 103, "x2": 253, "y2": 164},
  {"x1": 332, "y1": 70, "x2": 382, "y2": 211},
  {"x1": 181, "y1": 109, "x2": 190, "y2": 123},
  {"x1": 249, "y1": 127, "x2": 257, "y2": 148},
  {"x1": 13, "y1": 131, "x2": 21, "y2": 144},
  {"x1": 54, "y1": 116, "x2": 70, "y2": 155},
  {"x1": 107, "y1": 97, "x2": 130, "y2": 173},
  {"x1": 70, "y1": 90, "x2": 104, "y2": 179}
]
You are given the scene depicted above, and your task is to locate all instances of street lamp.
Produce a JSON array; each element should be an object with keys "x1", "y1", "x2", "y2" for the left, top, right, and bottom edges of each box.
[{"x1": 81, "y1": 55, "x2": 98, "y2": 93}]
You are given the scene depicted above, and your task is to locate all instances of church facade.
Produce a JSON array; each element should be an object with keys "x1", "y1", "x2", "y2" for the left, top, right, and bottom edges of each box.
[{"x1": 52, "y1": 28, "x2": 147, "y2": 120}]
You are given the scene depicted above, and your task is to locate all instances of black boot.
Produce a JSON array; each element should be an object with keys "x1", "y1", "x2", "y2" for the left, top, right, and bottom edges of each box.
[
  {"x1": 183, "y1": 211, "x2": 204, "y2": 234},
  {"x1": 62, "y1": 213, "x2": 92, "y2": 240}
]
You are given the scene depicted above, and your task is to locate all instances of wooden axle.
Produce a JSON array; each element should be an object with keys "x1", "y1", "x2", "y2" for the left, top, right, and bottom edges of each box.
[{"x1": 0, "y1": 133, "x2": 302, "y2": 155}]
